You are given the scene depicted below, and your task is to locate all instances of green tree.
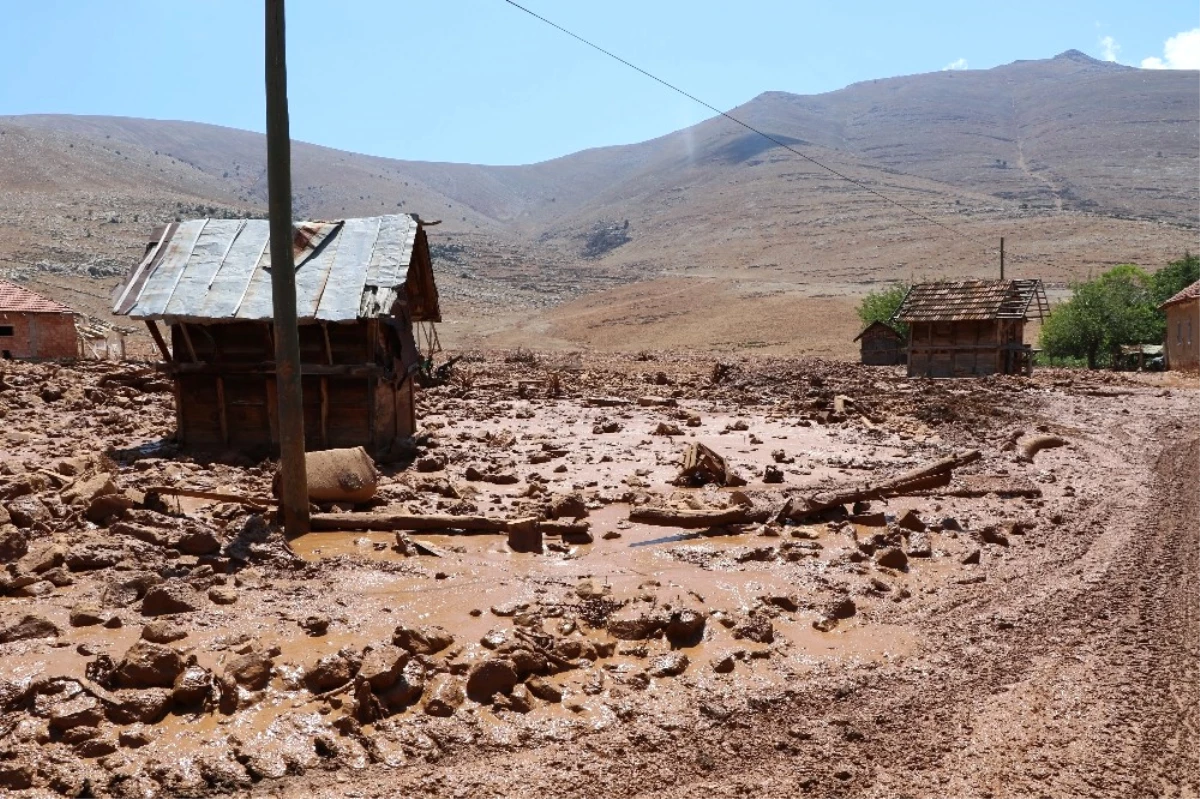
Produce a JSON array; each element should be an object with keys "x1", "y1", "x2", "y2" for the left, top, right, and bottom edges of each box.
[
  {"x1": 857, "y1": 283, "x2": 910, "y2": 338},
  {"x1": 1039, "y1": 265, "x2": 1160, "y2": 368},
  {"x1": 1150, "y1": 251, "x2": 1199, "y2": 307}
]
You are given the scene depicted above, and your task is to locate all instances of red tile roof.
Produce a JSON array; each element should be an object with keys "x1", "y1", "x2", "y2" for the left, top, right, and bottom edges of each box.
[
  {"x1": 1159, "y1": 279, "x2": 1200, "y2": 309},
  {"x1": 0, "y1": 280, "x2": 75, "y2": 314}
]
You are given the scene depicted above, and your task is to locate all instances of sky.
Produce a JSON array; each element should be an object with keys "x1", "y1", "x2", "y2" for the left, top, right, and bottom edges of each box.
[{"x1": 1, "y1": 1, "x2": 1196, "y2": 166}]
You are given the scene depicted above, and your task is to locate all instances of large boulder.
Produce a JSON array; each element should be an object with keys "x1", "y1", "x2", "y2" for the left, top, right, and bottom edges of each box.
[
  {"x1": 140, "y1": 583, "x2": 201, "y2": 616},
  {"x1": 115, "y1": 641, "x2": 185, "y2": 689},
  {"x1": 47, "y1": 694, "x2": 104, "y2": 732},
  {"x1": 0, "y1": 614, "x2": 60, "y2": 643},
  {"x1": 423, "y1": 674, "x2": 463, "y2": 717},
  {"x1": 465, "y1": 658, "x2": 518, "y2": 702},
  {"x1": 105, "y1": 688, "x2": 173, "y2": 725},
  {"x1": 606, "y1": 607, "x2": 666, "y2": 640},
  {"x1": 392, "y1": 624, "x2": 454, "y2": 655}
]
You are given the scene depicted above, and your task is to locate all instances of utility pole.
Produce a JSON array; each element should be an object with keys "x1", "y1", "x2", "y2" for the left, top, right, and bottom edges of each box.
[
  {"x1": 1000, "y1": 236, "x2": 1005, "y2": 281},
  {"x1": 265, "y1": 0, "x2": 310, "y2": 534}
]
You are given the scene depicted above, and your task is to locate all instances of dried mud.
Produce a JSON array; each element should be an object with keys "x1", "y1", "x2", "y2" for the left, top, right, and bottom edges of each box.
[{"x1": 0, "y1": 353, "x2": 1196, "y2": 798}]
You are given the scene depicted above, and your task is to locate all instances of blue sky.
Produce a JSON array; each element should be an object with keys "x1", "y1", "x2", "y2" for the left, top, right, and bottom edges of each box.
[{"x1": 1, "y1": 1, "x2": 1196, "y2": 165}]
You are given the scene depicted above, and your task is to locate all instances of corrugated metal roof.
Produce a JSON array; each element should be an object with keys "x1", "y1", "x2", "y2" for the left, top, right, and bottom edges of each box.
[
  {"x1": 1159, "y1": 279, "x2": 1200, "y2": 309},
  {"x1": 892, "y1": 279, "x2": 1047, "y2": 323},
  {"x1": 0, "y1": 280, "x2": 74, "y2": 314},
  {"x1": 111, "y1": 214, "x2": 439, "y2": 323}
]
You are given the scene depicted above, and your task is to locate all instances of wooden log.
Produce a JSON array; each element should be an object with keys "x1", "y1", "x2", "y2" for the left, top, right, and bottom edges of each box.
[
  {"x1": 628, "y1": 506, "x2": 770, "y2": 528},
  {"x1": 1019, "y1": 435, "x2": 1066, "y2": 461},
  {"x1": 310, "y1": 513, "x2": 512, "y2": 533},
  {"x1": 145, "y1": 487, "x2": 274, "y2": 508}
]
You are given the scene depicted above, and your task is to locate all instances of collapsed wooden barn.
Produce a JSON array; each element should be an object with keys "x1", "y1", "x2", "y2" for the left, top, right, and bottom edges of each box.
[
  {"x1": 853, "y1": 320, "x2": 906, "y2": 366},
  {"x1": 111, "y1": 214, "x2": 440, "y2": 456},
  {"x1": 892, "y1": 279, "x2": 1047, "y2": 377}
]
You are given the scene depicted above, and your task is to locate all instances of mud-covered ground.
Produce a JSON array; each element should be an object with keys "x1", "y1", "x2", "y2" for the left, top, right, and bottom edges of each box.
[{"x1": 0, "y1": 352, "x2": 1196, "y2": 798}]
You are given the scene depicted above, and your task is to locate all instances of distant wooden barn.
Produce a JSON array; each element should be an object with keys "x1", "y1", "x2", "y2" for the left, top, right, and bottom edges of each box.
[
  {"x1": 111, "y1": 214, "x2": 440, "y2": 456},
  {"x1": 853, "y1": 321, "x2": 906, "y2": 366},
  {"x1": 892, "y1": 279, "x2": 1047, "y2": 378},
  {"x1": 1159, "y1": 279, "x2": 1199, "y2": 371},
  {"x1": 0, "y1": 280, "x2": 78, "y2": 360}
]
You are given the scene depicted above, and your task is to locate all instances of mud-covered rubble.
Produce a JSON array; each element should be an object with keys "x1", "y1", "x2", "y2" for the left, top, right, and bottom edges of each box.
[{"x1": 0, "y1": 352, "x2": 1192, "y2": 796}]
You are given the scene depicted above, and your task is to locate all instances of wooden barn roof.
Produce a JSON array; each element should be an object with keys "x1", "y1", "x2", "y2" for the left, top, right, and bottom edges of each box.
[
  {"x1": 1158, "y1": 279, "x2": 1199, "y2": 309},
  {"x1": 111, "y1": 214, "x2": 440, "y2": 324},
  {"x1": 0, "y1": 280, "x2": 74, "y2": 314},
  {"x1": 853, "y1": 320, "x2": 902, "y2": 342},
  {"x1": 892, "y1": 279, "x2": 1047, "y2": 323}
]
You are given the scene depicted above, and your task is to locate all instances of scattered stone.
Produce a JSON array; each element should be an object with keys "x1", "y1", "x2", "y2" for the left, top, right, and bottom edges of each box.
[
  {"x1": 665, "y1": 608, "x2": 706, "y2": 647},
  {"x1": 392, "y1": 624, "x2": 455, "y2": 655},
  {"x1": 961, "y1": 548, "x2": 981, "y2": 565},
  {"x1": 876, "y1": 547, "x2": 909, "y2": 570},
  {"x1": 710, "y1": 652, "x2": 736, "y2": 673},
  {"x1": 548, "y1": 492, "x2": 588, "y2": 520},
  {"x1": 360, "y1": 645, "x2": 408, "y2": 691},
  {"x1": 6, "y1": 496, "x2": 51, "y2": 528},
  {"x1": 424, "y1": 674, "x2": 464, "y2": 717},
  {"x1": 173, "y1": 664, "x2": 214, "y2": 706},
  {"x1": 0, "y1": 614, "x2": 60, "y2": 642},
  {"x1": 48, "y1": 694, "x2": 104, "y2": 732},
  {"x1": 301, "y1": 615, "x2": 330, "y2": 636},
  {"x1": 115, "y1": 641, "x2": 185, "y2": 689},
  {"x1": 906, "y1": 530, "x2": 933, "y2": 558},
  {"x1": 732, "y1": 613, "x2": 774, "y2": 644},
  {"x1": 416, "y1": 453, "x2": 447, "y2": 472},
  {"x1": 141, "y1": 583, "x2": 201, "y2": 616},
  {"x1": 896, "y1": 509, "x2": 926, "y2": 531},
  {"x1": 979, "y1": 526, "x2": 1010, "y2": 547},
  {"x1": 0, "y1": 528, "x2": 28, "y2": 561},
  {"x1": 305, "y1": 650, "x2": 358, "y2": 692},
  {"x1": 177, "y1": 526, "x2": 222, "y2": 556},
  {"x1": 607, "y1": 607, "x2": 665, "y2": 640},
  {"x1": 649, "y1": 652, "x2": 689, "y2": 677},
  {"x1": 69, "y1": 605, "x2": 106, "y2": 628},
  {"x1": 466, "y1": 658, "x2": 519, "y2": 701},
  {"x1": 828, "y1": 597, "x2": 857, "y2": 619},
  {"x1": 526, "y1": 676, "x2": 563, "y2": 703},
  {"x1": 226, "y1": 651, "x2": 274, "y2": 691},
  {"x1": 106, "y1": 688, "x2": 172, "y2": 725},
  {"x1": 141, "y1": 620, "x2": 187, "y2": 644},
  {"x1": 208, "y1": 586, "x2": 238, "y2": 605}
]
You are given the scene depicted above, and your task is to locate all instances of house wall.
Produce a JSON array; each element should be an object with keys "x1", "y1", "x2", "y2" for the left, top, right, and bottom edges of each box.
[
  {"x1": 169, "y1": 318, "x2": 417, "y2": 455},
  {"x1": 0, "y1": 312, "x2": 77, "y2": 359},
  {"x1": 859, "y1": 330, "x2": 904, "y2": 366},
  {"x1": 1165, "y1": 300, "x2": 1199, "y2": 370},
  {"x1": 908, "y1": 320, "x2": 1028, "y2": 377}
]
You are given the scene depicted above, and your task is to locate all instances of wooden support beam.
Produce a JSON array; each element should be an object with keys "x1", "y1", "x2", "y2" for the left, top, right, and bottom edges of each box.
[
  {"x1": 145, "y1": 321, "x2": 171, "y2": 361},
  {"x1": 216, "y1": 376, "x2": 229, "y2": 446},
  {"x1": 178, "y1": 323, "x2": 198, "y2": 362},
  {"x1": 320, "y1": 376, "x2": 329, "y2": 449}
]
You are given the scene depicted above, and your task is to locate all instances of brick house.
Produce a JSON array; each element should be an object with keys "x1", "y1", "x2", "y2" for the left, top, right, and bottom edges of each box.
[
  {"x1": 1160, "y1": 279, "x2": 1199, "y2": 371},
  {"x1": 0, "y1": 280, "x2": 78, "y2": 360}
]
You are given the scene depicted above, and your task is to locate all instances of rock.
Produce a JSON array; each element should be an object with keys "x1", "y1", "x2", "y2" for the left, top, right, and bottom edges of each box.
[
  {"x1": 526, "y1": 676, "x2": 563, "y2": 703},
  {"x1": 710, "y1": 652, "x2": 736, "y2": 673},
  {"x1": 65, "y1": 543, "x2": 124, "y2": 571},
  {"x1": 961, "y1": 548, "x2": 981, "y2": 565},
  {"x1": 828, "y1": 597, "x2": 857, "y2": 619},
  {"x1": 506, "y1": 522, "x2": 543, "y2": 554},
  {"x1": 606, "y1": 607, "x2": 665, "y2": 640},
  {"x1": 547, "y1": 492, "x2": 588, "y2": 520},
  {"x1": 508, "y1": 647, "x2": 548, "y2": 677},
  {"x1": 140, "y1": 583, "x2": 201, "y2": 616},
  {"x1": 86, "y1": 492, "x2": 135, "y2": 523},
  {"x1": 208, "y1": 586, "x2": 238, "y2": 605},
  {"x1": 226, "y1": 651, "x2": 274, "y2": 691},
  {"x1": 416, "y1": 453, "x2": 447, "y2": 473},
  {"x1": 665, "y1": 609, "x2": 706, "y2": 647},
  {"x1": 979, "y1": 526, "x2": 1010, "y2": 547},
  {"x1": 850, "y1": 512, "x2": 887, "y2": 527},
  {"x1": 48, "y1": 695, "x2": 104, "y2": 732},
  {"x1": 382, "y1": 659, "x2": 426, "y2": 711},
  {"x1": 69, "y1": 605, "x2": 106, "y2": 627},
  {"x1": 177, "y1": 526, "x2": 222, "y2": 556},
  {"x1": 896, "y1": 509, "x2": 926, "y2": 531},
  {"x1": 0, "y1": 528, "x2": 28, "y2": 561},
  {"x1": 173, "y1": 664, "x2": 213, "y2": 706},
  {"x1": 505, "y1": 683, "x2": 534, "y2": 713},
  {"x1": 305, "y1": 650, "x2": 358, "y2": 692},
  {"x1": 141, "y1": 620, "x2": 187, "y2": 644},
  {"x1": 115, "y1": 641, "x2": 185, "y2": 689},
  {"x1": 0, "y1": 614, "x2": 60, "y2": 642},
  {"x1": 106, "y1": 688, "x2": 172, "y2": 725},
  {"x1": 392, "y1": 624, "x2": 454, "y2": 655},
  {"x1": 5, "y1": 496, "x2": 51, "y2": 528},
  {"x1": 763, "y1": 594, "x2": 800, "y2": 612},
  {"x1": 876, "y1": 547, "x2": 909, "y2": 570},
  {"x1": 360, "y1": 645, "x2": 408, "y2": 691},
  {"x1": 762, "y1": 465, "x2": 785, "y2": 484},
  {"x1": 940, "y1": 517, "x2": 962, "y2": 531},
  {"x1": 301, "y1": 615, "x2": 330, "y2": 636},
  {"x1": 562, "y1": 527, "x2": 594, "y2": 545},
  {"x1": 17, "y1": 541, "x2": 63, "y2": 573},
  {"x1": 907, "y1": 530, "x2": 933, "y2": 558},
  {"x1": 575, "y1": 579, "x2": 610, "y2": 600},
  {"x1": 61, "y1": 473, "x2": 117, "y2": 506},
  {"x1": 649, "y1": 652, "x2": 689, "y2": 677},
  {"x1": 0, "y1": 761, "x2": 34, "y2": 790},
  {"x1": 812, "y1": 616, "x2": 840, "y2": 632},
  {"x1": 423, "y1": 674, "x2": 464, "y2": 716},
  {"x1": 465, "y1": 658, "x2": 518, "y2": 702},
  {"x1": 732, "y1": 613, "x2": 774, "y2": 644}
]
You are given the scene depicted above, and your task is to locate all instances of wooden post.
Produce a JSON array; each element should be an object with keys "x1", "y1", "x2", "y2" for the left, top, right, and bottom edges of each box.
[
  {"x1": 266, "y1": 0, "x2": 310, "y2": 535},
  {"x1": 145, "y1": 321, "x2": 171, "y2": 361},
  {"x1": 1000, "y1": 237, "x2": 1005, "y2": 281}
]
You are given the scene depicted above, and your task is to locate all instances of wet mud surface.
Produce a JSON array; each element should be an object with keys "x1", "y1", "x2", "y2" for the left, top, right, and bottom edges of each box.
[{"x1": 0, "y1": 354, "x2": 1196, "y2": 797}]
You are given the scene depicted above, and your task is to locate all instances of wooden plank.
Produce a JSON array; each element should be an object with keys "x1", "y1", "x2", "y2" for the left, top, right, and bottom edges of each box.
[
  {"x1": 316, "y1": 216, "x2": 382, "y2": 322},
  {"x1": 294, "y1": 223, "x2": 344, "y2": 320},
  {"x1": 178, "y1": 323, "x2": 199, "y2": 362},
  {"x1": 145, "y1": 321, "x2": 171, "y2": 361},
  {"x1": 216, "y1": 377, "x2": 229, "y2": 446}
]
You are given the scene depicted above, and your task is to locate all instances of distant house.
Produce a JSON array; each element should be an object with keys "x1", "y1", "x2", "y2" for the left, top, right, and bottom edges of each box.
[
  {"x1": 853, "y1": 321, "x2": 906, "y2": 366},
  {"x1": 1160, "y1": 279, "x2": 1199, "y2": 370},
  {"x1": 0, "y1": 280, "x2": 78, "y2": 360},
  {"x1": 111, "y1": 214, "x2": 440, "y2": 456},
  {"x1": 891, "y1": 279, "x2": 1048, "y2": 377}
]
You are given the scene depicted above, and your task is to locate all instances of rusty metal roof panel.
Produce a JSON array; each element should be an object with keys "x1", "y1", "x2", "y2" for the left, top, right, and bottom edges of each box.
[
  {"x1": 112, "y1": 213, "x2": 436, "y2": 323},
  {"x1": 0, "y1": 280, "x2": 74, "y2": 314},
  {"x1": 893, "y1": 279, "x2": 1046, "y2": 322}
]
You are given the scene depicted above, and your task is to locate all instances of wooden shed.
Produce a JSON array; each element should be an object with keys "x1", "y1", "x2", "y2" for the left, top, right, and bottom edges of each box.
[
  {"x1": 1159, "y1": 279, "x2": 1198, "y2": 371},
  {"x1": 853, "y1": 321, "x2": 906, "y2": 366},
  {"x1": 111, "y1": 214, "x2": 440, "y2": 456},
  {"x1": 0, "y1": 280, "x2": 78, "y2": 360},
  {"x1": 892, "y1": 279, "x2": 1047, "y2": 378}
]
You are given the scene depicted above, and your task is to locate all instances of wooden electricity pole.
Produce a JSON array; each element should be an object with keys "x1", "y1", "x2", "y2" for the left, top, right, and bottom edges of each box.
[
  {"x1": 265, "y1": 0, "x2": 310, "y2": 534},
  {"x1": 1000, "y1": 236, "x2": 1005, "y2": 280}
]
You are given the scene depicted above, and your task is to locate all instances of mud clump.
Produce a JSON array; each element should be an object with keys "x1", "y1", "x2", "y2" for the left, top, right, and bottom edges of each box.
[{"x1": 115, "y1": 641, "x2": 185, "y2": 689}]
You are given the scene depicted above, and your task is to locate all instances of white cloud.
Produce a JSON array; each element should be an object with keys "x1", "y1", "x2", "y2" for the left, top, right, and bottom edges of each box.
[
  {"x1": 1099, "y1": 35, "x2": 1120, "y2": 62},
  {"x1": 1141, "y1": 28, "x2": 1200, "y2": 69},
  {"x1": 943, "y1": 58, "x2": 968, "y2": 71}
]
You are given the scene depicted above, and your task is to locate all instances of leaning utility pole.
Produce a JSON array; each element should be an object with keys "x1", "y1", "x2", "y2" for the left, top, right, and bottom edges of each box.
[{"x1": 265, "y1": 0, "x2": 310, "y2": 534}]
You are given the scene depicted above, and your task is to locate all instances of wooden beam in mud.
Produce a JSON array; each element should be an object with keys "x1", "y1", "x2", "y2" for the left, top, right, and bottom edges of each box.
[{"x1": 308, "y1": 512, "x2": 591, "y2": 535}]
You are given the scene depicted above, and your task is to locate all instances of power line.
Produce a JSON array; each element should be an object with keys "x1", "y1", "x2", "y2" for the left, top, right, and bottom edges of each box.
[{"x1": 502, "y1": 0, "x2": 982, "y2": 248}]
